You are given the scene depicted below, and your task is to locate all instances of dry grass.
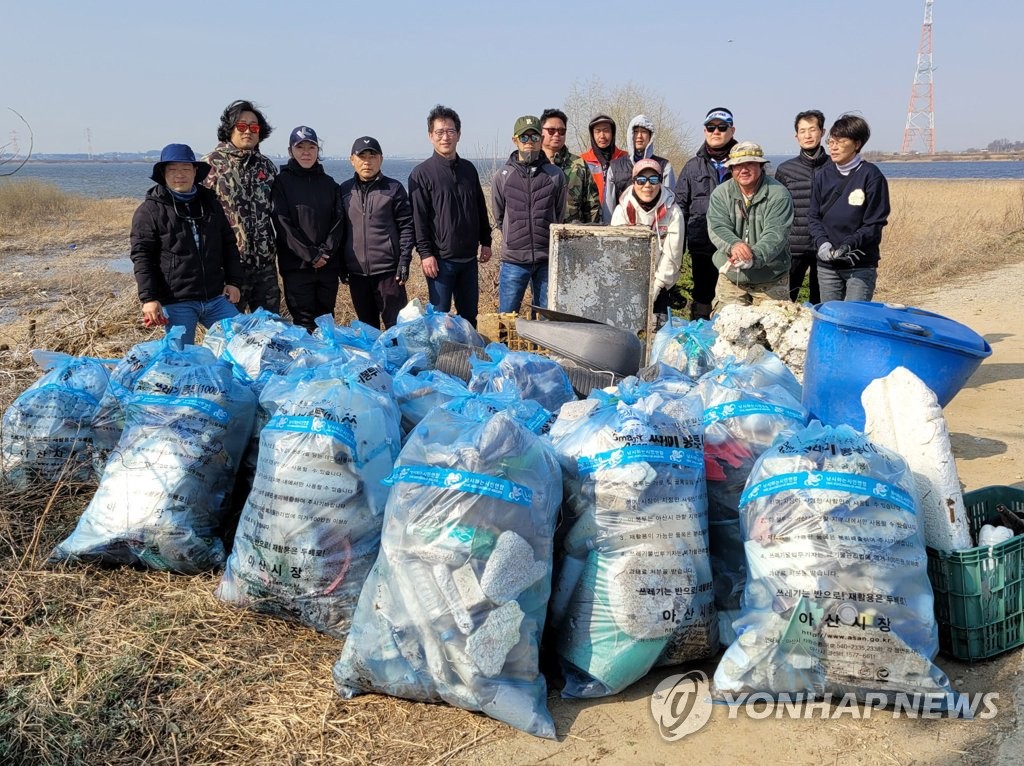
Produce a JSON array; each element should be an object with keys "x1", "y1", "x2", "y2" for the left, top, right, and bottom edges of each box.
[
  {"x1": 0, "y1": 179, "x2": 135, "y2": 254},
  {"x1": 1, "y1": 178, "x2": 1023, "y2": 764},
  {"x1": 876, "y1": 179, "x2": 1024, "y2": 299}
]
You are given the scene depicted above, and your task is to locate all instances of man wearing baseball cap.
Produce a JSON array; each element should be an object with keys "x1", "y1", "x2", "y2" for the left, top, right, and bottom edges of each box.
[
  {"x1": 706, "y1": 141, "x2": 794, "y2": 309},
  {"x1": 339, "y1": 135, "x2": 415, "y2": 329},
  {"x1": 674, "y1": 107, "x2": 739, "y2": 319},
  {"x1": 491, "y1": 115, "x2": 566, "y2": 313}
]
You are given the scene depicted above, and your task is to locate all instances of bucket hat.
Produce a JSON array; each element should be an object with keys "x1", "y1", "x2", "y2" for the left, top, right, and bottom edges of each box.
[{"x1": 151, "y1": 143, "x2": 211, "y2": 184}]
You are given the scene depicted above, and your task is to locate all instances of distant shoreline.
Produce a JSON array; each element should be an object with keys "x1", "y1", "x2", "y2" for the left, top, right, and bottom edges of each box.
[{"x1": 871, "y1": 152, "x2": 1024, "y2": 163}]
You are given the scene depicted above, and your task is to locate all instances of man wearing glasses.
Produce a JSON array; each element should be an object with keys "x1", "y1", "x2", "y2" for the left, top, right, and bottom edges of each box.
[
  {"x1": 706, "y1": 142, "x2": 793, "y2": 310},
  {"x1": 203, "y1": 99, "x2": 280, "y2": 314},
  {"x1": 491, "y1": 115, "x2": 566, "y2": 313},
  {"x1": 408, "y1": 104, "x2": 492, "y2": 328},
  {"x1": 539, "y1": 108, "x2": 599, "y2": 224},
  {"x1": 675, "y1": 107, "x2": 739, "y2": 319}
]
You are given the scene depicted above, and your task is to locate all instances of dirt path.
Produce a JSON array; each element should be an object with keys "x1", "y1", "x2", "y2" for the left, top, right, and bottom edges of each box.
[{"x1": 460, "y1": 263, "x2": 1024, "y2": 766}]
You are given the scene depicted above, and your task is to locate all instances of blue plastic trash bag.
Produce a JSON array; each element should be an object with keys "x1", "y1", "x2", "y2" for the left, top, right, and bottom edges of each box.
[
  {"x1": 215, "y1": 361, "x2": 401, "y2": 638},
  {"x1": 372, "y1": 303, "x2": 483, "y2": 372},
  {"x1": 48, "y1": 344, "x2": 256, "y2": 573},
  {"x1": 697, "y1": 352, "x2": 808, "y2": 644},
  {"x1": 393, "y1": 355, "x2": 470, "y2": 434},
  {"x1": 713, "y1": 421, "x2": 952, "y2": 702},
  {"x1": 333, "y1": 394, "x2": 563, "y2": 739},
  {"x1": 468, "y1": 342, "x2": 575, "y2": 414},
  {"x1": 548, "y1": 377, "x2": 715, "y2": 698},
  {"x1": 651, "y1": 315, "x2": 718, "y2": 379},
  {"x1": 313, "y1": 315, "x2": 382, "y2": 360},
  {"x1": 2, "y1": 350, "x2": 110, "y2": 487}
]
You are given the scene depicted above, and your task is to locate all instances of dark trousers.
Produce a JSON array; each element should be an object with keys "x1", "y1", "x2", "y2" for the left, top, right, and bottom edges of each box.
[
  {"x1": 789, "y1": 250, "x2": 820, "y2": 304},
  {"x1": 689, "y1": 245, "x2": 718, "y2": 306},
  {"x1": 348, "y1": 272, "x2": 408, "y2": 330},
  {"x1": 426, "y1": 258, "x2": 479, "y2": 328},
  {"x1": 282, "y1": 267, "x2": 340, "y2": 331},
  {"x1": 240, "y1": 263, "x2": 281, "y2": 315}
]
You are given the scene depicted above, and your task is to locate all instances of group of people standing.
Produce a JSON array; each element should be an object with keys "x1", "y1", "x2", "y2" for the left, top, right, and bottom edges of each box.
[{"x1": 130, "y1": 98, "x2": 891, "y2": 344}]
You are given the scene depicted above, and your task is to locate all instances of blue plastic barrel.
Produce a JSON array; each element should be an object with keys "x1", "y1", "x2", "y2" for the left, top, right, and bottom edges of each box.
[{"x1": 802, "y1": 302, "x2": 991, "y2": 430}]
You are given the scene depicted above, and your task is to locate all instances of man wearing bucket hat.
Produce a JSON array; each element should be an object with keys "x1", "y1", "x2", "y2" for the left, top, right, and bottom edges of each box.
[
  {"x1": 706, "y1": 141, "x2": 794, "y2": 310},
  {"x1": 491, "y1": 115, "x2": 566, "y2": 313},
  {"x1": 130, "y1": 144, "x2": 242, "y2": 344},
  {"x1": 675, "y1": 107, "x2": 739, "y2": 319}
]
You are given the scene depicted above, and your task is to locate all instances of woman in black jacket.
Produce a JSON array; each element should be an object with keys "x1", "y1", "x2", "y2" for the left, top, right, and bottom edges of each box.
[
  {"x1": 130, "y1": 143, "x2": 242, "y2": 344},
  {"x1": 271, "y1": 126, "x2": 346, "y2": 331}
]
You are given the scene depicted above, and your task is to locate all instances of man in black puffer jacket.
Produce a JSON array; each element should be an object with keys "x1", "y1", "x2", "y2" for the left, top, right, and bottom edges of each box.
[
  {"x1": 491, "y1": 115, "x2": 566, "y2": 314},
  {"x1": 675, "y1": 107, "x2": 738, "y2": 319},
  {"x1": 130, "y1": 143, "x2": 242, "y2": 344},
  {"x1": 339, "y1": 136, "x2": 415, "y2": 329},
  {"x1": 271, "y1": 126, "x2": 346, "y2": 331},
  {"x1": 774, "y1": 109, "x2": 829, "y2": 303}
]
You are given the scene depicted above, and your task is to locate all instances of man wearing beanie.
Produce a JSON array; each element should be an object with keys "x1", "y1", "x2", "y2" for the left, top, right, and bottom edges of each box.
[
  {"x1": 579, "y1": 114, "x2": 629, "y2": 223},
  {"x1": 130, "y1": 144, "x2": 242, "y2": 344},
  {"x1": 491, "y1": 115, "x2": 566, "y2": 313},
  {"x1": 675, "y1": 107, "x2": 739, "y2": 319},
  {"x1": 339, "y1": 136, "x2": 415, "y2": 329}
]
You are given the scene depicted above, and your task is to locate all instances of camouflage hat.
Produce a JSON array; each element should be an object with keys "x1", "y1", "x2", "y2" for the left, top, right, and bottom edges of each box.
[
  {"x1": 724, "y1": 141, "x2": 769, "y2": 167},
  {"x1": 513, "y1": 115, "x2": 541, "y2": 136}
]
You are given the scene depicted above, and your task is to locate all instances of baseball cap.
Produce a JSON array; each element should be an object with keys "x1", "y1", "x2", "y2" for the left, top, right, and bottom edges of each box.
[
  {"x1": 513, "y1": 115, "x2": 541, "y2": 136},
  {"x1": 351, "y1": 136, "x2": 383, "y2": 155},
  {"x1": 632, "y1": 158, "x2": 662, "y2": 178},
  {"x1": 704, "y1": 108, "x2": 734, "y2": 126},
  {"x1": 289, "y1": 126, "x2": 319, "y2": 147}
]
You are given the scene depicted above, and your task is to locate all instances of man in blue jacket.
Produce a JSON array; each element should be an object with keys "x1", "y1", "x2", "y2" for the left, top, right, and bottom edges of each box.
[
  {"x1": 340, "y1": 136, "x2": 415, "y2": 329},
  {"x1": 492, "y1": 115, "x2": 566, "y2": 314},
  {"x1": 408, "y1": 105, "x2": 492, "y2": 328}
]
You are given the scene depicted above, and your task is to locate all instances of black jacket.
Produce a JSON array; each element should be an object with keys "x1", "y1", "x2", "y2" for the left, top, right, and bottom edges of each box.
[
  {"x1": 271, "y1": 159, "x2": 345, "y2": 275},
  {"x1": 130, "y1": 184, "x2": 243, "y2": 305},
  {"x1": 339, "y1": 174, "x2": 415, "y2": 276},
  {"x1": 674, "y1": 141, "x2": 736, "y2": 254},
  {"x1": 408, "y1": 152, "x2": 492, "y2": 263},
  {"x1": 774, "y1": 147, "x2": 829, "y2": 255},
  {"x1": 491, "y1": 152, "x2": 566, "y2": 266}
]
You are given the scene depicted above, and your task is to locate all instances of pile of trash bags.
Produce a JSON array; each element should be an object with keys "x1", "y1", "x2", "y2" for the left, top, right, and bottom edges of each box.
[
  {"x1": 333, "y1": 394, "x2": 562, "y2": 738},
  {"x1": 714, "y1": 421, "x2": 951, "y2": 701},
  {"x1": 547, "y1": 376, "x2": 716, "y2": 697},
  {"x1": 48, "y1": 339, "x2": 256, "y2": 573},
  {"x1": 216, "y1": 361, "x2": 402, "y2": 638},
  {"x1": 650, "y1": 315, "x2": 718, "y2": 380},
  {"x1": 1, "y1": 350, "x2": 110, "y2": 488}
]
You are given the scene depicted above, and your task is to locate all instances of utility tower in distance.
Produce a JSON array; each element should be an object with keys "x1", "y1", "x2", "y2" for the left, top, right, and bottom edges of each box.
[{"x1": 901, "y1": 0, "x2": 935, "y2": 154}]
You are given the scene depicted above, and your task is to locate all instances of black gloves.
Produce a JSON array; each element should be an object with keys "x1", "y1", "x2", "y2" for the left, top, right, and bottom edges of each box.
[{"x1": 396, "y1": 263, "x2": 410, "y2": 285}]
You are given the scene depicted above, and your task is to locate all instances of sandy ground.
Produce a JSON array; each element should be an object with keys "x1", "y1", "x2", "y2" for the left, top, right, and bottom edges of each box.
[{"x1": 458, "y1": 263, "x2": 1024, "y2": 766}]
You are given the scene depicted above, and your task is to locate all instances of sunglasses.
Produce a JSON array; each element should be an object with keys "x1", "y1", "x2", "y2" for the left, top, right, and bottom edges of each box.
[
  {"x1": 234, "y1": 122, "x2": 261, "y2": 134},
  {"x1": 517, "y1": 133, "x2": 542, "y2": 143},
  {"x1": 705, "y1": 123, "x2": 731, "y2": 133},
  {"x1": 634, "y1": 175, "x2": 662, "y2": 186},
  {"x1": 543, "y1": 127, "x2": 567, "y2": 135}
]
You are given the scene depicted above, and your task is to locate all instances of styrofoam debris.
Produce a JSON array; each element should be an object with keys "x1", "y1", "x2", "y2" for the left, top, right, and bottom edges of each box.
[
  {"x1": 711, "y1": 300, "x2": 812, "y2": 382},
  {"x1": 480, "y1": 531, "x2": 547, "y2": 604},
  {"x1": 465, "y1": 600, "x2": 525, "y2": 677}
]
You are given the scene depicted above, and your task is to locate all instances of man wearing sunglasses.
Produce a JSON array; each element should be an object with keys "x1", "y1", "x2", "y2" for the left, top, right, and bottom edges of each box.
[
  {"x1": 408, "y1": 104, "x2": 492, "y2": 328},
  {"x1": 539, "y1": 108, "x2": 600, "y2": 224},
  {"x1": 706, "y1": 142, "x2": 793, "y2": 310},
  {"x1": 492, "y1": 115, "x2": 566, "y2": 314},
  {"x1": 675, "y1": 107, "x2": 739, "y2": 319},
  {"x1": 203, "y1": 99, "x2": 281, "y2": 315}
]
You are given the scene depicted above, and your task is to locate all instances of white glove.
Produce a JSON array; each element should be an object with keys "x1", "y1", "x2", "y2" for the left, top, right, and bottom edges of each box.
[{"x1": 817, "y1": 242, "x2": 833, "y2": 260}]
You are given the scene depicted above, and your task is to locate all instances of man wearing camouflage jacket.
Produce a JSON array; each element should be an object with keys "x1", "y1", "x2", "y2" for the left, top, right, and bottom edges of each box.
[
  {"x1": 203, "y1": 99, "x2": 280, "y2": 314},
  {"x1": 540, "y1": 108, "x2": 600, "y2": 224}
]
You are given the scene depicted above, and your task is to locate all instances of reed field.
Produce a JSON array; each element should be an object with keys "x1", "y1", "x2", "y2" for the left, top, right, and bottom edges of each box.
[{"x1": 0, "y1": 177, "x2": 1022, "y2": 765}]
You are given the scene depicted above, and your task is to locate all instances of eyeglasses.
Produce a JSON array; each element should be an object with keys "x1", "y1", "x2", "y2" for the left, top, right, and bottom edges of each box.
[
  {"x1": 827, "y1": 136, "x2": 854, "y2": 145},
  {"x1": 432, "y1": 128, "x2": 458, "y2": 138},
  {"x1": 234, "y1": 122, "x2": 260, "y2": 134},
  {"x1": 634, "y1": 175, "x2": 662, "y2": 186},
  {"x1": 517, "y1": 133, "x2": 542, "y2": 144},
  {"x1": 543, "y1": 127, "x2": 567, "y2": 135},
  {"x1": 705, "y1": 123, "x2": 731, "y2": 133}
]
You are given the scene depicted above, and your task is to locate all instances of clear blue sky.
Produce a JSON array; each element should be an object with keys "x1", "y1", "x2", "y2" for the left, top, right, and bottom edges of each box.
[{"x1": 3, "y1": 0, "x2": 1021, "y2": 158}]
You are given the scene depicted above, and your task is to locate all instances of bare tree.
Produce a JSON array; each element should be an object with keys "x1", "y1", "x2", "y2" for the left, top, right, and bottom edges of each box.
[
  {"x1": 561, "y1": 77, "x2": 693, "y2": 173},
  {"x1": 1, "y1": 108, "x2": 33, "y2": 177}
]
